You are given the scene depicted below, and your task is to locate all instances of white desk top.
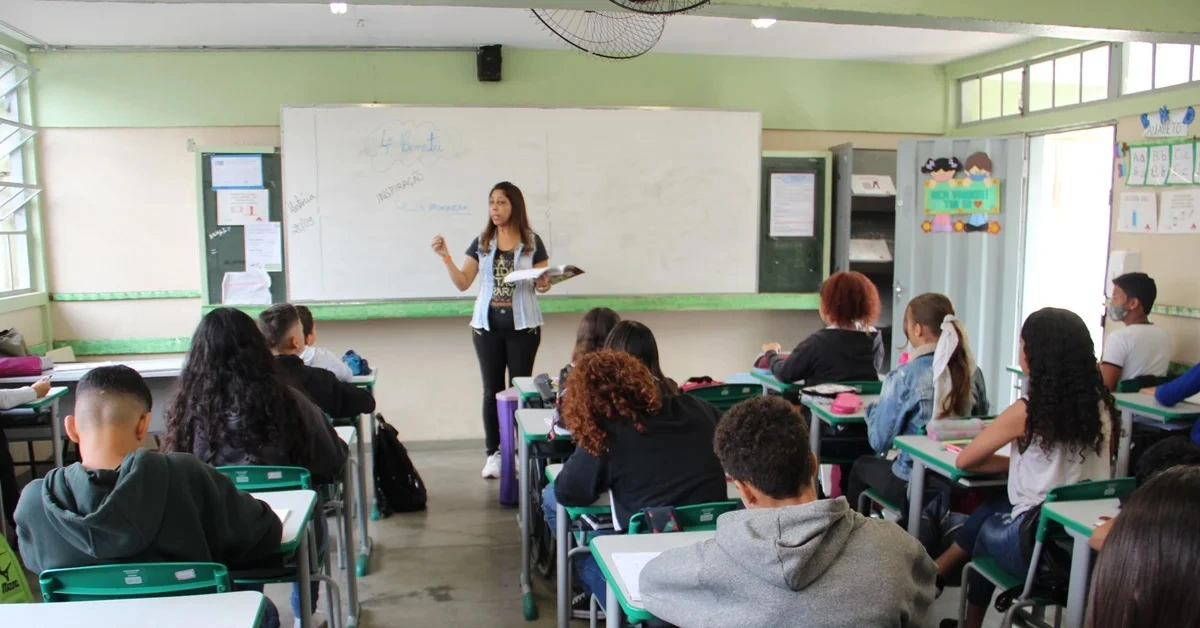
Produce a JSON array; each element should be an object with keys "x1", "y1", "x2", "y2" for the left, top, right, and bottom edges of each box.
[
  {"x1": 592, "y1": 531, "x2": 714, "y2": 614},
  {"x1": 512, "y1": 376, "x2": 540, "y2": 396},
  {"x1": 334, "y1": 426, "x2": 356, "y2": 446},
  {"x1": 893, "y1": 435, "x2": 1009, "y2": 485},
  {"x1": 516, "y1": 408, "x2": 557, "y2": 436},
  {"x1": 0, "y1": 357, "x2": 184, "y2": 385},
  {"x1": 349, "y1": 370, "x2": 377, "y2": 386},
  {"x1": 0, "y1": 591, "x2": 264, "y2": 627},
  {"x1": 1112, "y1": 392, "x2": 1200, "y2": 420},
  {"x1": 256, "y1": 489, "x2": 317, "y2": 547},
  {"x1": 1043, "y1": 498, "x2": 1121, "y2": 538},
  {"x1": 805, "y1": 394, "x2": 880, "y2": 423}
]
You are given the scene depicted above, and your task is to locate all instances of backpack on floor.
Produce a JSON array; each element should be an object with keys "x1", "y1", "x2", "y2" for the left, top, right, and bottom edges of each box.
[
  {"x1": 373, "y1": 414, "x2": 427, "y2": 517},
  {"x1": 0, "y1": 535, "x2": 33, "y2": 604}
]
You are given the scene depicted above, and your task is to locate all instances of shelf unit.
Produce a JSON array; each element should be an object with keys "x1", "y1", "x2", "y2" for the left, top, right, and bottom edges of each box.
[{"x1": 831, "y1": 143, "x2": 897, "y2": 365}]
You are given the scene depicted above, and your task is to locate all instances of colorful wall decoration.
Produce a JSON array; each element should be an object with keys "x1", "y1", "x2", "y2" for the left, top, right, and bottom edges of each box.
[{"x1": 921, "y1": 152, "x2": 1002, "y2": 234}]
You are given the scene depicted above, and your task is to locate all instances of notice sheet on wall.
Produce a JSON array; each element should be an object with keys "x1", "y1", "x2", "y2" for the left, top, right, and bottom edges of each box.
[
  {"x1": 1117, "y1": 191, "x2": 1158, "y2": 233},
  {"x1": 211, "y1": 154, "x2": 264, "y2": 189},
  {"x1": 1159, "y1": 189, "x2": 1200, "y2": 234},
  {"x1": 245, "y1": 222, "x2": 283, "y2": 271},
  {"x1": 217, "y1": 189, "x2": 270, "y2": 225},
  {"x1": 769, "y1": 172, "x2": 815, "y2": 237}
]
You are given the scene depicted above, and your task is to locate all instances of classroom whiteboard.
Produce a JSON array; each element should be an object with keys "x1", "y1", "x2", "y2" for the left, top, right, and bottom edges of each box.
[{"x1": 281, "y1": 105, "x2": 762, "y2": 301}]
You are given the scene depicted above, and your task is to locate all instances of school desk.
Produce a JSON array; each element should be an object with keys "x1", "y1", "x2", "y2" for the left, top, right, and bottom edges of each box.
[
  {"x1": 335, "y1": 426, "x2": 371, "y2": 589},
  {"x1": 892, "y1": 435, "x2": 1009, "y2": 537},
  {"x1": 801, "y1": 394, "x2": 877, "y2": 463},
  {"x1": 1112, "y1": 392, "x2": 1200, "y2": 477},
  {"x1": 256, "y1": 490, "x2": 321, "y2": 628},
  {"x1": 342, "y1": 370, "x2": 378, "y2": 570},
  {"x1": 512, "y1": 376, "x2": 541, "y2": 405},
  {"x1": 1041, "y1": 498, "x2": 1120, "y2": 628},
  {"x1": 749, "y1": 370, "x2": 801, "y2": 394},
  {"x1": 590, "y1": 531, "x2": 715, "y2": 627},
  {"x1": 0, "y1": 385, "x2": 68, "y2": 468},
  {"x1": 516, "y1": 408, "x2": 568, "y2": 620},
  {"x1": 0, "y1": 591, "x2": 268, "y2": 628}
]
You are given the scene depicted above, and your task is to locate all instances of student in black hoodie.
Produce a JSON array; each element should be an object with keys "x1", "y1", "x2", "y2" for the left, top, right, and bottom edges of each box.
[
  {"x1": 546, "y1": 350, "x2": 726, "y2": 608},
  {"x1": 17, "y1": 366, "x2": 285, "y2": 626},
  {"x1": 258, "y1": 304, "x2": 376, "y2": 420}
]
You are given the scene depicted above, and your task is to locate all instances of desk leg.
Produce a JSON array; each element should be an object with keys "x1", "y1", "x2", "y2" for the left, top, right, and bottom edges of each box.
[
  {"x1": 556, "y1": 502, "x2": 569, "y2": 628},
  {"x1": 605, "y1": 584, "x2": 621, "y2": 628},
  {"x1": 341, "y1": 461, "x2": 360, "y2": 628},
  {"x1": 518, "y1": 434, "x2": 536, "y2": 620},
  {"x1": 906, "y1": 460, "x2": 926, "y2": 538},
  {"x1": 1063, "y1": 533, "x2": 1092, "y2": 628},
  {"x1": 297, "y1": 527, "x2": 314, "y2": 628},
  {"x1": 353, "y1": 417, "x2": 371, "y2": 577},
  {"x1": 809, "y1": 413, "x2": 822, "y2": 493},
  {"x1": 1116, "y1": 409, "x2": 1133, "y2": 477},
  {"x1": 51, "y1": 398, "x2": 64, "y2": 468}
]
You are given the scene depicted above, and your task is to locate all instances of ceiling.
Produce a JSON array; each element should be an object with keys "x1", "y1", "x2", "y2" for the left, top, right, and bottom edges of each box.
[{"x1": 1, "y1": 1, "x2": 1034, "y2": 63}]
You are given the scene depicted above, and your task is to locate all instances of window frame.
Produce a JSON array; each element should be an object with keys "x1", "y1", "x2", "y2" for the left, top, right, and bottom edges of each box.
[{"x1": 0, "y1": 48, "x2": 38, "y2": 300}]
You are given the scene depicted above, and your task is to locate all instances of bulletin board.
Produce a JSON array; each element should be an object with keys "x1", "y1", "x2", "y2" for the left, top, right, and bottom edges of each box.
[
  {"x1": 197, "y1": 148, "x2": 287, "y2": 305},
  {"x1": 758, "y1": 155, "x2": 829, "y2": 293}
]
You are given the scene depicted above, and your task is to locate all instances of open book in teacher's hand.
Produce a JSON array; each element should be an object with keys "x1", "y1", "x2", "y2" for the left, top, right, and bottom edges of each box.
[{"x1": 504, "y1": 265, "x2": 585, "y2": 286}]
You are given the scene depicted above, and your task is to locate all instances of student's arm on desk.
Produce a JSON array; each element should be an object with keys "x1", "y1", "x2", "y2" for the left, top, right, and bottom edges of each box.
[
  {"x1": 766, "y1": 336, "x2": 819, "y2": 384},
  {"x1": 194, "y1": 457, "x2": 285, "y2": 567},
  {"x1": 640, "y1": 542, "x2": 708, "y2": 626},
  {"x1": 1153, "y1": 363, "x2": 1200, "y2": 406},
  {"x1": 554, "y1": 447, "x2": 610, "y2": 507},
  {"x1": 0, "y1": 385, "x2": 37, "y2": 410},
  {"x1": 956, "y1": 401, "x2": 1024, "y2": 473},
  {"x1": 331, "y1": 375, "x2": 377, "y2": 416}
]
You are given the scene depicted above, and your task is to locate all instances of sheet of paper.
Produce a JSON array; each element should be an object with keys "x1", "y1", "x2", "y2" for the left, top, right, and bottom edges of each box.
[
  {"x1": 221, "y1": 269, "x2": 272, "y2": 305},
  {"x1": 612, "y1": 552, "x2": 661, "y2": 603},
  {"x1": 245, "y1": 222, "x2": 283, "y2": 271},
  {"x1": 1194, "y1": 142, "x2": 1200, "y2": 183},
  {"x1": 211, "y1": 154, "x2": 264, "y2": 189},
  {"x1": 504, "y1": 267, "x2": 548, "y2": 283},
  {"x1": 1117, "y1": 191, "x2": 1158, "y2": 233},
  {"x1": 272, "y1": 508, "x2": 290, "y2": 525},
  {"x1": 54, "y1": 361, "x2": 113, "y2": 372},
  {"x1": 1168, "y1": 143, "x2": 1195, "y2": 185},
  {"x1": 851, "y1": 174, "x2": 896, "y2": 196},
  {"x1": 544, "y1": 415, "x2": 571, "y2": 436},
  {"x1": 1147, "y1": 145, "x2": 1171, "y2": 186},
  {"x1": 1126, "y1": 147, "x2": 1148, "y2": 186},
  {"x1": 769, "y1": 172, "x2": 815, "y2": 237},
  {"x1": 217, "y1": 189, "x2": 270, "y2": 226},
  {"x1": 848, "y1": 239, "x2": 892, "y2": 262},
  {"x1": 1158, "y1": 189, "x2": 1200, "y2": 234}
]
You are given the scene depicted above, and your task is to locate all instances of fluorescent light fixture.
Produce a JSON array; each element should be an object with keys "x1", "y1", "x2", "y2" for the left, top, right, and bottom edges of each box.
[
  {"x1": 330, "y1": 2, "x2": 348, "y2": 14},
  {"x1": 750, "y1": 18, "x2": 777, "y2": 28}
]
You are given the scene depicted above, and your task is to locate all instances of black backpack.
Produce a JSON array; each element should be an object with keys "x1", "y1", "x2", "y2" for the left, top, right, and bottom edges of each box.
[{"x1": 373, "y1": 414, "x2": 427, "y2": 516}]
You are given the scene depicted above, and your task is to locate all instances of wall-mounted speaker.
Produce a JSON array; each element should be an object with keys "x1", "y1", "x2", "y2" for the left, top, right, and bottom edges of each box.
[{"x1": 477, "y1": 44, "x2": 502, "y2": 82}]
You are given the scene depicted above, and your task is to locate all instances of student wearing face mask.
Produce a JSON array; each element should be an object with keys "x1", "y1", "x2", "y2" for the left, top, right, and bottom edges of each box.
[{"x1": 1101, "y1": 272, "x2": 1169, "y2": 391}]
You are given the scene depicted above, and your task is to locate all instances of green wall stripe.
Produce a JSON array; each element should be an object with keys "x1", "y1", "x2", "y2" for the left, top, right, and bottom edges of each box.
[
  {"x1": 53, "y1": 337, "x2": 191, "y2": 356},
  {"x1": 51, "y1": 291, "x2": 203, "y2": 301},
  {"x1": 28, "y1": 343, "x2": 46, "y2": 356},
  {"x1": 1153, "y1": 304, "x2": 1200, "y2": 320},
  {"x1": 202, "y1": 293, "x2": 821, "y2": 320}
]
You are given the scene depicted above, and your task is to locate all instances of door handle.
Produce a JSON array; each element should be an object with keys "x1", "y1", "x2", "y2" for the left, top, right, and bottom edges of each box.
[{"x1": 894, "y1": 281, "x2": 903, "y2": 300}]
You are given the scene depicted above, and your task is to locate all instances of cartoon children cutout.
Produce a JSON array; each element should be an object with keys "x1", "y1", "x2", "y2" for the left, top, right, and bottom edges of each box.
[
  {"x1": 962, "y1": 152, "x2": 994, "y2": 232},
  {"x1": 921, "y1": 157, "x2": 962, "y2": 232}
]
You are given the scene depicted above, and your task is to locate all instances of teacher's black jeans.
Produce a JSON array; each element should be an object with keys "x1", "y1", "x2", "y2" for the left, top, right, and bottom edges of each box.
[{"x1": 473, "y1": 325, "x2": 541, "y2": 455}]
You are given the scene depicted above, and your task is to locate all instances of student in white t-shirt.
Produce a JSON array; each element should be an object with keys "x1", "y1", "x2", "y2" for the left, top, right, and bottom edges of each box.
[
  {"x1": 1101, "y1": 272, "x2": 1169, "y2": 391},
  {"x1": 935, "y1": 308, "x2": 1113, "y2": 628},
  {"x1": 295, "y1": 305, "x2": 353, "y2": 382}
]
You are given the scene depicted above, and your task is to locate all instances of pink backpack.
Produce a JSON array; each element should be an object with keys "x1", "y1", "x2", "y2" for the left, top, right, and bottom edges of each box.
[{"x1": 0, "y1": 356, "x2": 44, "y2": 378}]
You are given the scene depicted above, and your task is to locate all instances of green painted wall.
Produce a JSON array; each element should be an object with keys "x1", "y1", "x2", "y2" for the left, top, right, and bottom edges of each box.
[{"x1": 30, "y1": 49, "x2": 947, "y2": 133}]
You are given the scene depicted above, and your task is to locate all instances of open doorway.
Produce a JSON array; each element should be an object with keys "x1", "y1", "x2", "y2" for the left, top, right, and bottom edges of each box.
[{"x1": 1022, "y1": 125, "x2": 1116, "y2": 358}]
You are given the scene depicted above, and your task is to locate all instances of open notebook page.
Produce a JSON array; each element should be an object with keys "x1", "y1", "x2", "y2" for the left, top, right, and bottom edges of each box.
[
  {"x1": 273, "y1": 508, "x2": 290, "y2": 525},
  {"x1": 612, "y1": 552, "x2": 661, "y2": 602}
]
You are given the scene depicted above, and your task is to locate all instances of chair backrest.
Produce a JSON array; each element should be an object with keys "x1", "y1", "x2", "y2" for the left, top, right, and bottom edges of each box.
[
  {"x1": 1115, "y1": 375, "x2": 1171, "y2": 393},
  {"x1": 39, "y1": 562, "x2": 231, "y2": 603},
  {"x1": 686, "y1": 384, "x2": 764, "y2": 411},
  {"x1": 837, "y1": 380, "x2": 883, "y2": 395},
  {"x1": 1035, "y1": 478, "x2": 1136, "y2": 542},
  {"x1": 216, "y1": 465, "x2": 311, "y2": 492},
  {"x1": 627, "y1": 500, "x2": 741, "y2": 535}
]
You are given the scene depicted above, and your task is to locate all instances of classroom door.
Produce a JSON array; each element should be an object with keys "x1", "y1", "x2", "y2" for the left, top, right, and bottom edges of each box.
[{"x1": 894, "y1": 136, "x2": 1027, "y2": 402}]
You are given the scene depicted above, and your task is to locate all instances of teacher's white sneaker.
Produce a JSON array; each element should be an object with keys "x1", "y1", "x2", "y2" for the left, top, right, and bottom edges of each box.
[{"x1": 481, "y1": 452, "x2": 502, "y2": 479}]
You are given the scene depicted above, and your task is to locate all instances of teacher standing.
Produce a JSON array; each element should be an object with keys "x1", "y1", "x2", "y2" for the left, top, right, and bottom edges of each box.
[{"x1": 432, "y1": 182, "x2": 551, "y2": 480}]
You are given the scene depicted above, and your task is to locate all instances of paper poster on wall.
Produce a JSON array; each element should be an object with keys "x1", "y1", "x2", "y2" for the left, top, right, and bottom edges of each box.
[
  {"x1": 1126, "y1": 147, "x2": 1149, "y2": 186},
  {"x1": 768, "y1": 172, "x2": 815, "y2": 237},
  {"x1": 1159, "y1": 189, "x2": 1200, "y2": 234},
  {"x1": 220, "y1": 269, "x2": 272, "y2": 305},
  {"x1": 1194, "y1": 142, "x2": 1200, "y2": 183},
  {"x1": 1168, "y1": 143, "x2": 1195, "y2": 185},
  {"x1": 245, "y1": 222, "x2": 283, "y2": 271},
  {"x1": 217, "y1": 189, "x2": 269, "y2": 225},
  {"x1": 211, "y1": 154, "x2": 264, "y2": 189},
  {"x1": 1117, "y1": 191, "x2": 1158, "y2": 233},
  {"x1": 922, "y1": 153, "x2": 1002, "y2": 235},
  {"x1": 850, "y1": 175, "x2": 895, "y2": 196},
  {"x1": 1141, "y1": 105, "x2": 1195, "y2": 138},
  {"x1": 1146, "y1": 145, "x2": 1171, "y2": 186}
]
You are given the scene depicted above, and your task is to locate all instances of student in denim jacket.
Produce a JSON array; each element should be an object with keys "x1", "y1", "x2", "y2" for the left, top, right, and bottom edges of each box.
[{"x1": 847, "y1": 293, "x2": 989, "y2": 511}]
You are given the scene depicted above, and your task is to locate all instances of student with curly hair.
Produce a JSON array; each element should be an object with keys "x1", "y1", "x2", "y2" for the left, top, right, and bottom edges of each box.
[
  {"x1": 163, "y1": 307, "x2": 348, "y2": 627},
  {"x1": 543, "y1": 350, "x2": 725, "y2": 608},
  {"x1": 938, "y1": 308, "x2": 1113, "y2": 628}
]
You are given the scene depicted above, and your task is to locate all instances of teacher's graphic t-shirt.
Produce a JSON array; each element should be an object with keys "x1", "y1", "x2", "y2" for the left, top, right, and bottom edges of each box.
[{"x1": 467, "y1": 235, "x2": 548, "y2": 329}]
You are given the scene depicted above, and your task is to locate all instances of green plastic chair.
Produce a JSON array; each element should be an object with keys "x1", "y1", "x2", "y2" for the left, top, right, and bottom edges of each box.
[
  {"x1": 1115, "y1": 375, "x2": 1170, "y2": 393},
  {"x1": 39, "y1": 562, "x2": 231, "y2": 602},
  {"x1": 686, "y1": 384, "x2": 765, "y2": 412},
  {"x1": 626, "y1": 500, "x2": 741, "y2": 535},
  {"x1": 216, "y1": 465, "x2": 312, "y2": 492}
]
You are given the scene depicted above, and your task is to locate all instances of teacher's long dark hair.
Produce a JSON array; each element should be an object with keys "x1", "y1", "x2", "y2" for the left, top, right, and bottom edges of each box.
[
  {"x1": 477, "y1": 182, "x2": 535, "y2": 254},
  {"x1": 163, "y1": 307, "x2": 311, "y2": 467}
]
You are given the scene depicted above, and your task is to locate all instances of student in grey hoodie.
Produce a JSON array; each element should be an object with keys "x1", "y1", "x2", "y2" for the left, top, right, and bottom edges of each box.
[
  {"x1": 16, "y1": 366, "x2": 284, "y2": 625},
  {"x1": 641, "y1": 395, "x2": 938, "y2": 628}
]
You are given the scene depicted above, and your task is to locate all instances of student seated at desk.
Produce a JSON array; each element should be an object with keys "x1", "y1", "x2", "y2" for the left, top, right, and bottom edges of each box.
[
  {"x1": 760, "y1": 271, "x2": 884, "y2": 390},
  {"x1": 15, "y1": 366, "x2": 284, "y2": 627},
  {"x1": 1088, "y1": 437, "x2": 1200, "y2": 551},
  {"x1": 848, "y1": 293, "x2": 989, "y2": 512},
  {"x1": 556, "y1": 307, "x2": 621, "y2": 404},
  {"x1": 1085, "y1": 465, "x2": 1200, "y2": 628},
  {"x1": 258, "y1": 303, "x2": 376, "y2": 419},
  {"x1": 1, "y1": 376, "x2": 50, "y2": 529},
  {"x1": 605, "y1": 320, "x2": 680, "y2": 395},
  {"x1": 937, "y1": 308, "x2": 1112, "y2": 628},
  {"x1": 1101, "y1": 272, "x2": 1169, "y2": 391},
  {"x1": 164, "y1": 307, "x2": 349, "y2": 628},
  {"x1": 641, "y1": 395, "x2": 937, "y2": 628},
  {"x1": 544, "y1": 351, "x2": 725, "y2": 609},
  {"x1": 295, "y1": 305, "x2": 353, "y2": 382},
  {"x1": 1145, "y1": 364, "x2": 1200, "y2": 446}
]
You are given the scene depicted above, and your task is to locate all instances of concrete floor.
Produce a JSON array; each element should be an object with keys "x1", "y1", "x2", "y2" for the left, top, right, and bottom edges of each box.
[{"x1": 266, "y1": 447, "x2": 1004, "y2": 628}]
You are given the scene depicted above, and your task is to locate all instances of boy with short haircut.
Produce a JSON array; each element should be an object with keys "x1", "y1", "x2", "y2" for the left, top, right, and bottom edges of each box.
[
  {"x1": 295, "y1": 305, "x2": 354, "y2": 382},
  {"x1": 259, "y1": 304, "x2": 375, "y2": 419},
  {"x1": 640, "y1": 395, "x2": 937, "y2": 628},
  {"x1": 15, "y1": 366, "x2": 283, "y2": 620},
  {"x1": 1102, "y1": 272, "x2": 1169, "y2": 391}
]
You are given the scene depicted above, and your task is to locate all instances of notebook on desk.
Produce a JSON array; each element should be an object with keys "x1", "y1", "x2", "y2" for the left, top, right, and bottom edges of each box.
[{"x1": 612, "y1": 552, "x2": 660, "y2": 603}]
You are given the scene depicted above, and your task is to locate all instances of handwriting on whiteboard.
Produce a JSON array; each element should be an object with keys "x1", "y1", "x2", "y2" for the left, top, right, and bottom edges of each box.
[
  {"x1": 291, "y1": 216, "x2": 315, "y2": 235},
  {"x1": 288, "y1": 193, "x2": 316, "y2": 214},
  {"x1": 363, "y1": 121, "x2": 462, "y2": 171},
  {"x1": 377, "y1": 171, "x2": 425, "y2": 204}
]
